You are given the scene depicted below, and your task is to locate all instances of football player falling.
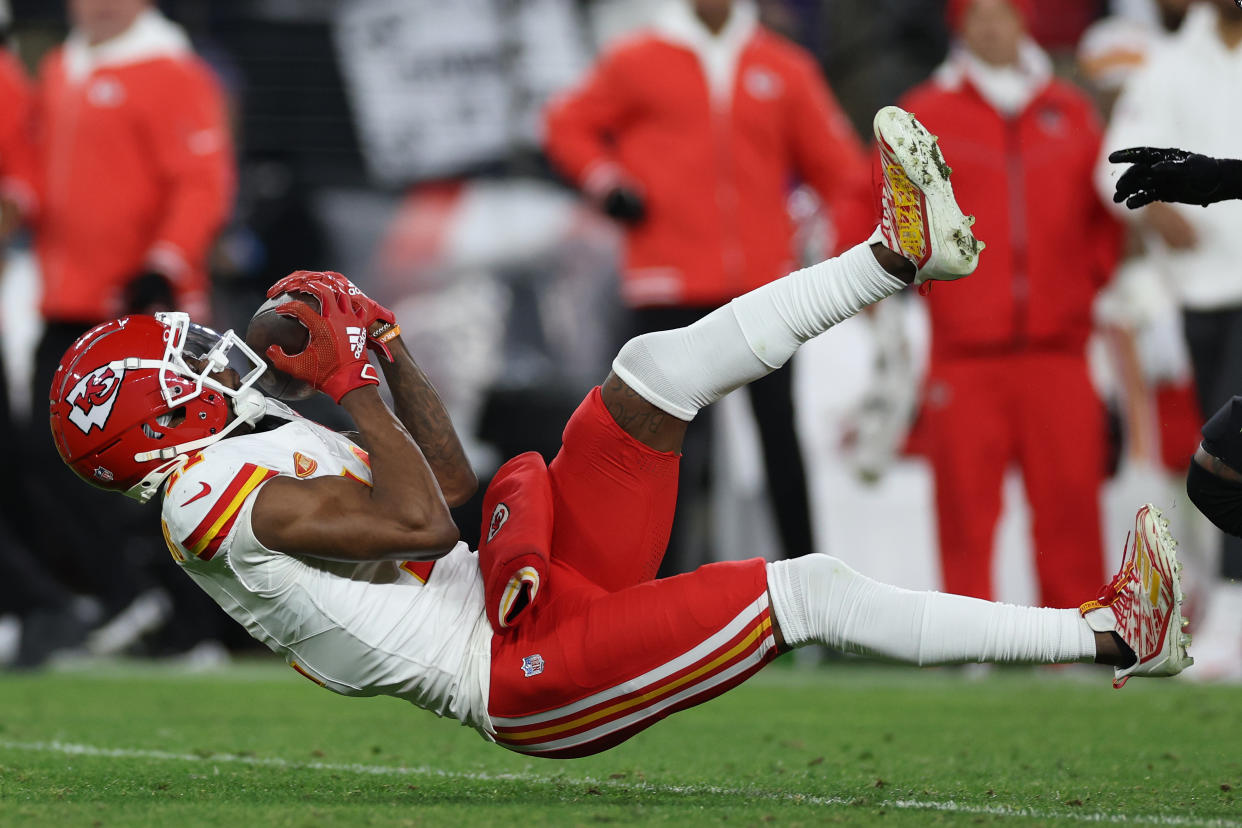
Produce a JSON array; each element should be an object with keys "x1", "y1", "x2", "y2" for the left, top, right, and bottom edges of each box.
[{"x1": 49, "y1": 109, "x2": 1189, "y2": 758}]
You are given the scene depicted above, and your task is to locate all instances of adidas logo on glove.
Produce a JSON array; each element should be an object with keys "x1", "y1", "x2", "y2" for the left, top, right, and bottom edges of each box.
[{"x1": 347, "y1": 326, "x2": 366, "y2": 359}]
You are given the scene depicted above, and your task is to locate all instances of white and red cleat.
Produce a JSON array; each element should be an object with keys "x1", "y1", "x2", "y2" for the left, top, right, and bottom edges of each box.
[
  {"x1": 873, "y1": 105, "x2": 983, "y2": 285},
  {"x1": 1080, "y1": 504, "x2": 1193, "y2": 688}
]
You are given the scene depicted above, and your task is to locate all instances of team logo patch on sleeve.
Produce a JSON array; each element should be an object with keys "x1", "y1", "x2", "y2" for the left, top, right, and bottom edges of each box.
[
  {"x1": 521, "y1": 654, "x2": 545, "y2": 678},
  {"x1": 293, "y1": 452, "x2": 318, "y2": 477},
  {"x1": 66, "y1": 362, "x2": 126, "y2": 434}
]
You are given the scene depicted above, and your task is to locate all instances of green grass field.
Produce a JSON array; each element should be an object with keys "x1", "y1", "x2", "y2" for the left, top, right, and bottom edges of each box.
[{"x1": 0, "y1": 658, "x2": 1238, "y2": 827}]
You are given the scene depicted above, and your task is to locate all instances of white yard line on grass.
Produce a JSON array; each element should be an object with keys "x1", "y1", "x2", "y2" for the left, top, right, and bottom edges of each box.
[{"x1": 0, "y1": 738, "x2": 1236, "y2": 827}]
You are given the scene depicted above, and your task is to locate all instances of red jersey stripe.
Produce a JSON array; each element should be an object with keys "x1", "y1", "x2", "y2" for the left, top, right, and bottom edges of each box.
[
  {"x1": 401, "y1": 561, "x2": 436, "y2": 584},
  {"x1": 197, "y1": 508, "x2": 242, "y2": 562},
  {"x1": 182, "y1": 465, "x2": 277, "y2": 558}
]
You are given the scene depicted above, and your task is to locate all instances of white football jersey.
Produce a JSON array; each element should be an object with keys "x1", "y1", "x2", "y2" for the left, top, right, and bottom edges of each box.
[{"x1": 160, "y1": 403, "x2": 493, "y2": 738}]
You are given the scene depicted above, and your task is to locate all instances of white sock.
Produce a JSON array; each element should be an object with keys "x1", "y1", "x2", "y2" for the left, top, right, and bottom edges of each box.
[
  {"x1": 766, "y1": 555, "x2": 1098, "y2": 665},
  {"x1": 731, "y1": 237, "x2": 905, "y2": 369},
  {"x1": 612, "y1": 239, "x2": 905, "y2": 420}
]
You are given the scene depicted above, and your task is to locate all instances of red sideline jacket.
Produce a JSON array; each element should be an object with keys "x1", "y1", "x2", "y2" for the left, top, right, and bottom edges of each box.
[
  {"x1": 545, "y1": 28, "x2": 874, "y2": 309},
  {"x1": 0, "y1": 50, "x2": 32, "y2": 196},
  {"x1": 18, "y1": 18, "x2": 234, "y2": 323},
  {"x1": 898, "y1": 77, "x2": 1120, "y2": 359}
]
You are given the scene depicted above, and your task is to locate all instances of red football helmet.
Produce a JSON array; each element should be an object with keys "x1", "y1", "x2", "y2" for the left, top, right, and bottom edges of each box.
[{"x1": 49, "y1": 313, "x2": 269, "y2": 502}]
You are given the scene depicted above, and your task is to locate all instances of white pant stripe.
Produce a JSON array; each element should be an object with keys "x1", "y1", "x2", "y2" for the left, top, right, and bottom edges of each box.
[
  {"x1": 491, "y1": 594, "x2": 768, "y2": 728},
  {"x1": 512, "y1": 631, "x2": 776, "y2": 754}
]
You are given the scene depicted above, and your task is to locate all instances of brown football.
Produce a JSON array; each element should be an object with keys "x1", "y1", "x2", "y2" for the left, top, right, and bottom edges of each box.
[{"x1": 245, "y1": 291, "x2": 321, "y2": 401}]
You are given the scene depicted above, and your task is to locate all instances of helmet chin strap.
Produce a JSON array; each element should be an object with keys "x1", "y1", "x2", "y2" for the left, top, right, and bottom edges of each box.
[
  {"x1": 127, "y1": 456, "x2": 190, "y2": 503},
  {"x1": 230, "y1": 386, "x2": 268, "y2": 426},
  {"x1": 132, "y1": 388, "x2": 272, "y2": 466}
]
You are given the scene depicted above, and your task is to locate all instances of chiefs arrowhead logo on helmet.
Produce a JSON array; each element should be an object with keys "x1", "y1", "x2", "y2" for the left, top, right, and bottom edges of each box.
[
  {"x1": 50, "y1": 313, "x2": 271, "y2": 503},
  {"x1": 66, "y1": 362, "x2": 127, "y2": 435}
]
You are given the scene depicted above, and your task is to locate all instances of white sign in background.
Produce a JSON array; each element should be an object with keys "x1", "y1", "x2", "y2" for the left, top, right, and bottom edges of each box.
[
  {"x1": 334, "y1": 0, "x2": 587, "y2": 185},
  {"x1": 335, "y1": 0, "x2": 509, "y2": 183}
]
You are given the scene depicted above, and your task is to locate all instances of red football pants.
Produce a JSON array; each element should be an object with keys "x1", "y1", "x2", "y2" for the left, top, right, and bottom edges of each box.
[
  {"x1": 922, "y1": 353, "x2": 1106, "y2": 608},
  {"x1": 488, "y1": 388, "x2": 776, "y2": 758}
]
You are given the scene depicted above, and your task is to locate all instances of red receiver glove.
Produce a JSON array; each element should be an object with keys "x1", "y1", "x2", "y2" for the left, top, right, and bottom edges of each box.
[
  {"x1": 267, "y1": 270, "x2": 400, "y2": 361},
  {"x1": 267, "y1": 281, "x2": 380, "y2": 403}
]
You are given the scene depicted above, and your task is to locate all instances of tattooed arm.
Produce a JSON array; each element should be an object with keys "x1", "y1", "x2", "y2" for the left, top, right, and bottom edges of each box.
[
  {"x1": 599, "y1": 371, "x2": 689, "y2": 454},
  {"x1": 376, "y1": 336, "x2": 478, "y2": 507},
  {"x1": 261, "y1": 269, "x2": 477, "y2": 505}
]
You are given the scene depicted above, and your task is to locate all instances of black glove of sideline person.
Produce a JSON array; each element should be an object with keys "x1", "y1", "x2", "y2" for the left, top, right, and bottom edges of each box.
[
  {"x1": 600, "y1": 185, "x2": 647, "y2": 225},
  {"x1": 1111, "y1": 147, "x2": 1242, "y2": 209},
  {"x1": 123, "y1": 270, "x2": 176, "y2": 314}
]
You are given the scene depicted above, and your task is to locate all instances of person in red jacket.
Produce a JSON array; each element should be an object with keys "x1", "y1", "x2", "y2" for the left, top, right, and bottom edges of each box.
[
  {"x1": 898, "y1": 0, "x2": 1122, "y2": 608},
  {"x1": 0, "y1": 42, "x2": 102, "y2": 666},
  {"x1": 544, "y1": 0, "x2": 874, "y2": 574},
  {"x1": 2, "y1": 0, "x2": 235, "y2": 657},
  {"x1": 0, "y1": 47, "x2": 30, "y2": 240},
  {"x1": 13, "y1": 0, "x2": 234, "y2": 331}
]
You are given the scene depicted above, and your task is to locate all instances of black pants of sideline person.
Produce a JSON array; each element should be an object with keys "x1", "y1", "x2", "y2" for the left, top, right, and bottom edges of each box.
[
  {"x1": 27, "y1": 322, "x2": 158, "y2": 612},
  {"x1": 629, "y1": 306, "x2": 817, "y2": 578},
  {"x1": 26, "y1": 321, "x2": 232, "y2": 653},
  {"x1": 1183, "y1": 306, "x2": 1242, "y2": 580}
]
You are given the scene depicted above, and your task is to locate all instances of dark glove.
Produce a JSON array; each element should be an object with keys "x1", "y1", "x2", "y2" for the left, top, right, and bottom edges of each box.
[
  {"x1": 601, "y1": 186, "x2": 647, "y2": 225},
  {"x1": 1110, "y1": 147, "x2": 1242, "y2": 208},
  {"x1": 123, "y1": 271, "x2": 175, "y2": 314}
]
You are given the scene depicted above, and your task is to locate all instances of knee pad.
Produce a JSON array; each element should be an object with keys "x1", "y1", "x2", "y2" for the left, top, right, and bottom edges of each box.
[
  {"x1": 612, "y1": 309, "x2": 770, "y2": 422},
  {"x1": 612, "y1": 330, "x2": 697, "y2": 421}
]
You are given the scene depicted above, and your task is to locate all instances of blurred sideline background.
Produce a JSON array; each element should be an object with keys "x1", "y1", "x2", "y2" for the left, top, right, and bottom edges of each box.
[{"x1": 0, "y1": 0, "x2": 1225, "y2": 668}]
